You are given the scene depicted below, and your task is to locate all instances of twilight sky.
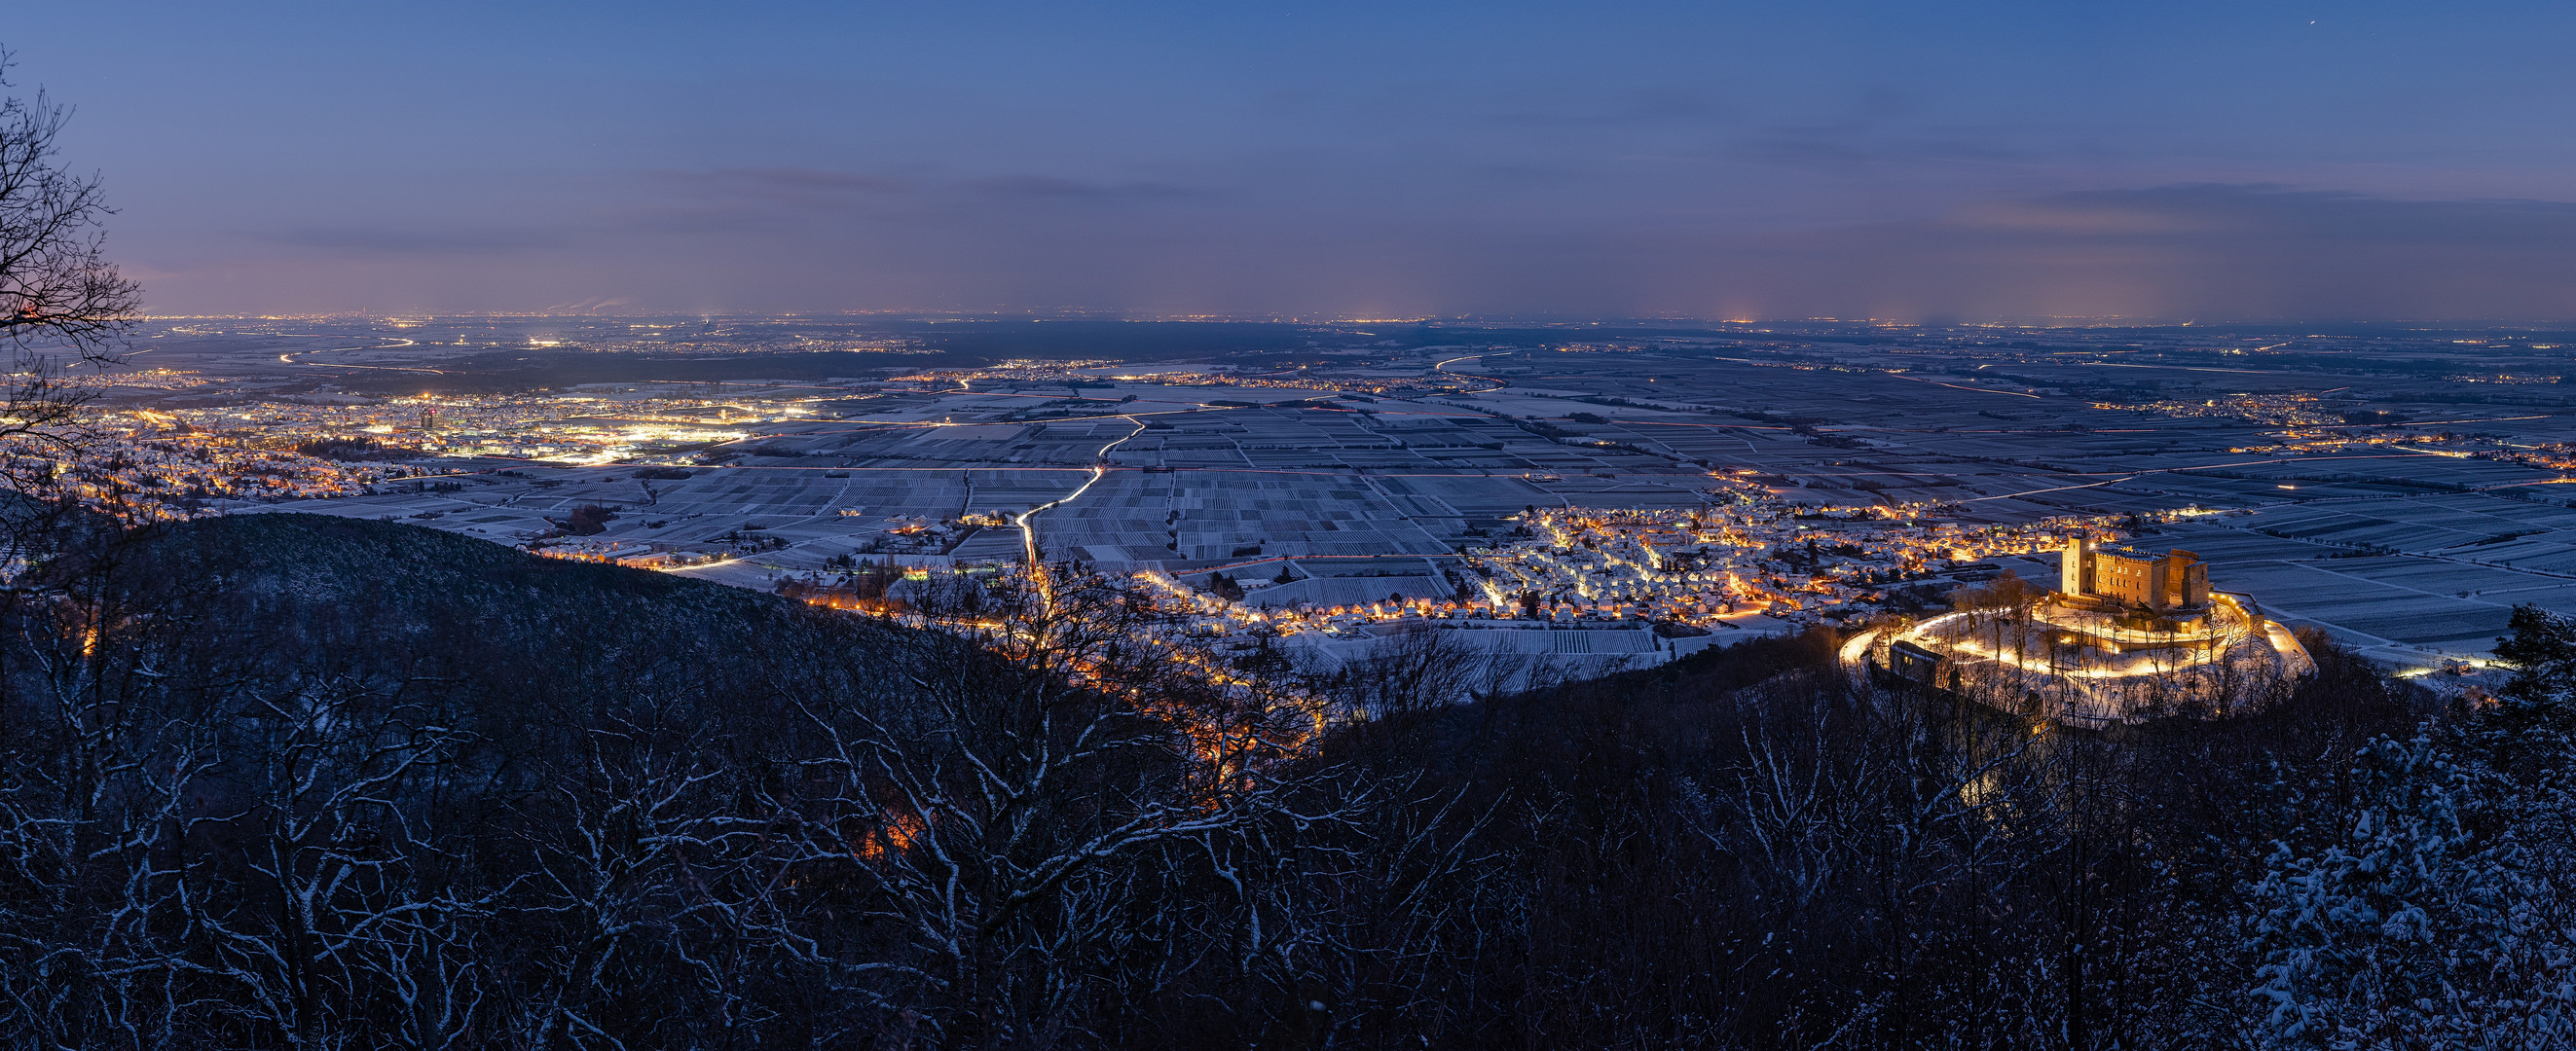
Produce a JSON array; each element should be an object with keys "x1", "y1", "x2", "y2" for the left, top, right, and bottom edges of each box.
[{"x1": 14, "y1": 1, "x2": 2576, "y2": 320}]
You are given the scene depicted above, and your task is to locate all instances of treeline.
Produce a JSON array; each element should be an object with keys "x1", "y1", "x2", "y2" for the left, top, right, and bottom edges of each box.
[
  {"x1": 0, "y1": 515, "x2": 2570, "y2": 1048},
  {"x1": 1333, "y1": 618, "x2": 2574, "y2": 1047}
]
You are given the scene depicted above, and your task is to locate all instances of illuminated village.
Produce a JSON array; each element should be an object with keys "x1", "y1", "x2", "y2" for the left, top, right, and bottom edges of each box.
[
  {"x1": 45, "y1": 315, "x2": 2570, "y2": 691},
  {"x1": 731, "y1": 483, "x2": 2167, "y2": 696}
]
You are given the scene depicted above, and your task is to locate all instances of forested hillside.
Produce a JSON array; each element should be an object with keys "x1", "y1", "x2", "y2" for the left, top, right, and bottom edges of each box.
[{"x1": 0, "y1": 515, "x2": 2569, "y2": 1048}]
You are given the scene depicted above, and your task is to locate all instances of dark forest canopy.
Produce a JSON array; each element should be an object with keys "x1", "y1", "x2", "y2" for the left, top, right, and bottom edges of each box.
[{"x1": 0, "y1": 515, "x2": 2571, "y2": 1048}]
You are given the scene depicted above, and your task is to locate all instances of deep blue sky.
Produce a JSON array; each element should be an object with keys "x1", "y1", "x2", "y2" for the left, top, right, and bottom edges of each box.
[{"x1": 15, "y1": 1, "x2": 2576, "y2": 319}]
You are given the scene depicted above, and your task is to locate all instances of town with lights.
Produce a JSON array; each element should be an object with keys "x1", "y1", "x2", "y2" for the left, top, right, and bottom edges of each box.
[{"x1": 36, "y1": 314, "x2": 2566, "y2": 696}]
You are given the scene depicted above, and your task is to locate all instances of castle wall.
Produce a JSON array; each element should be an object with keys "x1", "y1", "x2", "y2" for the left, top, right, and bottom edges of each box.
[
  {"x1": 2061, "y1": 540, "x2": 2209, "y2": 611},
  {"x1": 2094, "y1": 549, "x2": 2168, "y2": 609}
]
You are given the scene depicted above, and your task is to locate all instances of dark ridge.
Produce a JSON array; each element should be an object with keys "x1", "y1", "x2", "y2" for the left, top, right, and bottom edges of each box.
[{"x1": 117, "y1": 512, "x2": 812, "y2": 632}]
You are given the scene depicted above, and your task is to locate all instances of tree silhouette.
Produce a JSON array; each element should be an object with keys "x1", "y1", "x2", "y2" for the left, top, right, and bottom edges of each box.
[{"x1": 0, "y1": 46, "x2": 141, "y2": 553}]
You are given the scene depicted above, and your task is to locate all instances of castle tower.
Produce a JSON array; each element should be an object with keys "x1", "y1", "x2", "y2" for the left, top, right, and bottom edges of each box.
[
  {"x1": 2169, "y1": 549, "x2": 2208, "y2": 608},
  {"x1": 2061, "y1": 536, "x2": 2092, "y2": 596}
]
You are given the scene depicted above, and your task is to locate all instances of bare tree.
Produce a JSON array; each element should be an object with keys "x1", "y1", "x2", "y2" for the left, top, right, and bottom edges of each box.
[
  {"x1": 0, "y1": 51, "x2": 134, "y2": 357},
  {"x1": 749, "y1": 566, "x2": 1355, "y2": 1046},
  {"x1": 1310, "y1": 622, "x2": 1485, "y2": 733},
  {"x1": 181, "y1": 678, "x2": 494, "y2": 1050},
  {"x1": 0, "y1": 47, "x2": 140, "y2": 562}
]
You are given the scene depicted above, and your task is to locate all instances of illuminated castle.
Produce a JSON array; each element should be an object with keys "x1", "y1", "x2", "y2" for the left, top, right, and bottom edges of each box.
[
  {"x1": 2061, "y1": 537, "x2": 2207, "y2": 611},
  {"x1": 1843, "y1": 533, "x2": 2312, "y2": 726}
]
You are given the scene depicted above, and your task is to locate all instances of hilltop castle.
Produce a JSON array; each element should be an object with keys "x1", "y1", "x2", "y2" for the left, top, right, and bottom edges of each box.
[
  {"x1": 2061, "y1": 537, "x2": 2208, "y2": 611},
  {"x1": 1848, "y1": 533, "x2": 2310, "y2": 726}
]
